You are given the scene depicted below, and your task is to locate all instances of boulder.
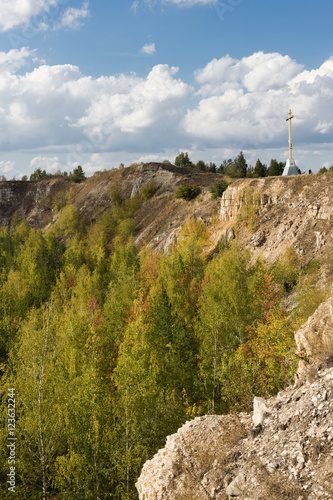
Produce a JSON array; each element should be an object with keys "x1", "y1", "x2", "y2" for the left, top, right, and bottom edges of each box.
[{"x1": 295, "y1": 296, "x2": 333, "y2": 360}]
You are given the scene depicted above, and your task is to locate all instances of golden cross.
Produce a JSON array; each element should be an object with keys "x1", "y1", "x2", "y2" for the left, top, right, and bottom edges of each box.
[{"x1": 286, "y1": 109, "x2": 294, "y2": 159}]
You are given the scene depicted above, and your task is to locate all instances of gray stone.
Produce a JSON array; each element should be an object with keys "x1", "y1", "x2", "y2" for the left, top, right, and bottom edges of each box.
[
  {"x1": 225, "y1": 473, "x2": 247, "y2": 496},
  {"x1": 252, "y1": 397, "x2": 269, "y2": 426}
]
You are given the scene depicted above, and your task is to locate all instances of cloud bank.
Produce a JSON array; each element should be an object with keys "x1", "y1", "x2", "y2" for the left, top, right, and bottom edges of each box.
[{"x1": 0, "y1": 49, "x2": 332, "y2": 174}]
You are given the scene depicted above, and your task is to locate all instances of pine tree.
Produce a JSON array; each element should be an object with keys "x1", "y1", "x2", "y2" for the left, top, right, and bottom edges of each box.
[{"x1": 254, "y1": 159, "x2": 267, "y2": 177}]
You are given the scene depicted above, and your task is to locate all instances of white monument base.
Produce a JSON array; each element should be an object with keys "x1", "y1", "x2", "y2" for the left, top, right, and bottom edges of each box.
[{"x1": 283, "y1": 158, "x2": 301, "y2": 176}]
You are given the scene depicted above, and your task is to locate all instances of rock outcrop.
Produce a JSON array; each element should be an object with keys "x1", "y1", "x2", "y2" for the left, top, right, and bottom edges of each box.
[
  {"x1": 136, "y1": 297, "x2": 333, "y2": 499},
  {"x1": 2, "y1": 166, "x2": 333, "y2": 264},
  {"x1": 0, "y1": 178, "x2": 71, "y2": 227},
  {"x1": 0, "y1": 163, "x2": 221, "y2": 254},
  {"x1": 295, "y1": 296, "x2": 333, "y2": 361},
  {"x1": 219, "y1": 174, "x2": 333, "y2": 265},
  {"x1": 136, "y1": 361, "x2": 333, "y2": 499}
]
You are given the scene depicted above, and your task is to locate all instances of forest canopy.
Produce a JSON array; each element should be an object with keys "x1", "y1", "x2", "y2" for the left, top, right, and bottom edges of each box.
[{"x1": 0, "y1": 191, "x2": 326, "y2": 499}]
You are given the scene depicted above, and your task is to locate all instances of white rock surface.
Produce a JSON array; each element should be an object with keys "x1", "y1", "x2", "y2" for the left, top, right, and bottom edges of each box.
[{"x1": 136, "y1": 363, "x2": 333, "y2": 499}]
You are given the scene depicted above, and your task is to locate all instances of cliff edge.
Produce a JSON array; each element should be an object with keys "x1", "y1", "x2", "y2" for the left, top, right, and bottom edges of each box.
[{"x1": 136, "y1": 297, "x2": 333, "y2": 499}]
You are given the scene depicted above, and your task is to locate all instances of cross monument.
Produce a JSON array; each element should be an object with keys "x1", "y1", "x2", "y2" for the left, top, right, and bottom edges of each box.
[
  {"x1": 282, "y1": 109, "x2": 300, "y2": 176},
  {"x1": 286, "y1": 109, "x2": 294, "y2": 159}
]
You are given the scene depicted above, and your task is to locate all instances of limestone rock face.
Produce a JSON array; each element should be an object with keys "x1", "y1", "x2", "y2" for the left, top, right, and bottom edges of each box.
[
  {"x1": 0, "y1": 178, "x2": 71, "y2": 228},
  {"x1": 136, "y1": 413, "x2": 250, "y2": 500},
  {"x1": 295, "y1": 296, "x2": 333, "y2": 359},
  {"x1": 219, "y1": 174, "x2": 333, "y2": 266},
  {"x1": 136, "y1": 363, "x2": 333, "y2": 500}
]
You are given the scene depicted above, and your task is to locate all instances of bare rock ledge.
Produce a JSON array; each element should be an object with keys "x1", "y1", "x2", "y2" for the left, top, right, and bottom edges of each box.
[{"x1": 136, "y1": 362, "x2": 333, "y2": 499}]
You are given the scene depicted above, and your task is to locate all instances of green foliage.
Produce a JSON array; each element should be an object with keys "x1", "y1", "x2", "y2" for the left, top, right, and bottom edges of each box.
[
  {"x1": 224, "y1": 151, "x2": 247, "y2": 178},
  {"x1": 174, "y1": 151, "x2": 192, "y2": 168},
  {"x1": 110, "y1": 187, "x2": 142, "y2": 239},
  {"x1": 254, "y1": 158, "x2": 267, "y2": 177},
  {"x1": 51, "y1": 204, "x2": 83, "y2": 239},
  {"x1": 272, "y1": 247, "x2": 302, "y2": 292},
  {"x1": 210, "y1": 179, "x2": 229, "y2": 199},
  {"x1": 219, "y1": 308, "x2": 298, "y2": 412},
  {"x1": 294, "y1": 260, "x2": 330, "y2": 322},
  {"x1": 218, "y1": 159, "x2": 232, "y2": 174},
  {"x1": 69, "y1": 165, "x2": 86, "y2": 183},
  {"x1": 0, "y1": 205, "x2": 320, "y2": 499},
  {"x1": 53, "y1": 169, "x2": 68, "y2": 177},
  {"x1": 196, "y1": 245, "x2": 270, "y2": 413},
  {"x1": 140, "y1": 180, "x2": 158, "y2": 201},
  {"x1": 317, "y1": 166, "x2": 333, "y2": 175},
  {"x1": 175, "y1": 184, "x2": 201, "y2": 201},
  {"x1": 196, "y1": 160, "x2": 206, "y2": 171},
  {"x1": 236, "y1": 187, "x2": 260, "y2": 231},
  {"x1": 267, "y1": 159, "x2": 285, "y2": 176},
  {"x1": 30, "y1": 168, "x2": 53, "y2": 181},
  {"x1": 208, "y1": 162, "x2": 217, "y2": 173}
]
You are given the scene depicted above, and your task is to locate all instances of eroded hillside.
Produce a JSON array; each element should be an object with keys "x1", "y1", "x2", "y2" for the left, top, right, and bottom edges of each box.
[
  {"x1": 1, "y1": 164, "x2": 333, "y2": 267},
  {"x1": 0, "y1": 163, "x2": 221, "y2": 251}
]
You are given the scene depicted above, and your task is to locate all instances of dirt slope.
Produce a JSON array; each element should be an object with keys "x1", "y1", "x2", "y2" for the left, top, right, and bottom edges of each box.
[{"x1": 1, "y1": 164, "x2": 333, "y2": 266}]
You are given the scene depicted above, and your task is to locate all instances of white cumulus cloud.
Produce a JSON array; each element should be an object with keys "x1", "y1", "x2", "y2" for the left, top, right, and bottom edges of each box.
[
  {"x1": 140, "y1": 42, "x2": 156, "y2": 55},
  {"x1": 195, "y1": 52, "x2": 303, "y2": 96},
  {"x1": 0, "y1": 47, "x2": 37, "y2": 73},
  {"x1": 0, "y1": 48, "x2": 332, "y2": 177},
  {"x1": 0, "y1": 0, "x2": 58, "y2": 31},
  {"x1": 0, "y1": 58, "x2": 191, "y2": 153},
  {"x1": 185, "y1": 53, "x2": 333, "y2": 150},
  {"x1": 29, "y1": 155, "x2": 64, "y2": 173},
  {"x1": 56, "y1": 2, "x2": 90, "y2": 30},
  {"x1": 75, "y1": 64, "x2": 191, "y2": 141},
  {"x1": 0, "y1": 161, "x2": 16, "y2": 174}
]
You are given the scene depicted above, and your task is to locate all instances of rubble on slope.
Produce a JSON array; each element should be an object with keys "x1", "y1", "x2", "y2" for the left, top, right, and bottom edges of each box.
[{"x1": 136, "y1": 360, "x2": 333, "y2": 499}]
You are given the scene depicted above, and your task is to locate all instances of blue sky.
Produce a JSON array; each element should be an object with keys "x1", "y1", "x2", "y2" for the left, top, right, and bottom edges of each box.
[{"x1": 0, "y1": 0, "x2": 332, "y2": 178}]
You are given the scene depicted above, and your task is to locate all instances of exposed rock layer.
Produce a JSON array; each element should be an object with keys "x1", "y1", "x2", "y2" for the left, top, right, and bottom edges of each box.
[
  {"x1": 295, "y1": 296, "x2": 333, "y2": 360},
  {"x1": 1, "y1": 166, "x2": 333, "y2": 263},
  {"x1": 219, "y1": 174, "x2": 333, "y2": 265},
  {"x1": 136, "y1": 362, "x2": 333, "y2": 499},
  {"x1": 0, "y1": 163, "x2": 221, "y2": 253},
  {"x1": 136, "y1": 299, "x2": 333, "y2": 499}
]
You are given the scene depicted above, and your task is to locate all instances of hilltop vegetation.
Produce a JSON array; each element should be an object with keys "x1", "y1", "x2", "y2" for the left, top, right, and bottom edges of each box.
[{"x1": 0, "y1": 172, "x2": 330, "y2": 499}]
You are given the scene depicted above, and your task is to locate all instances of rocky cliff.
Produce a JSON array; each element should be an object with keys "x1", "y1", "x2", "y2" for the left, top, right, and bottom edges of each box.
[
  {"x1": 219, "y1": 174, "x2": 333, "y2": 266},
  {"x1": 1, "y1": 165, "x2": 333, "y2": 265},
  {"x1": 136, "y1": 361, "x2": 333, "y2": 499},
  {"x1": 136, "y1": 297, "x2": 333, "y2": 499},
  {"x1": 0, "y1": 163, "x2": 221, "y2": 252}
]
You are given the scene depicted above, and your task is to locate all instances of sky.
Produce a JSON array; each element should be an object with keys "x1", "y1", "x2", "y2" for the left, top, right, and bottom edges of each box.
[{"x1": 0, "y1": 0, "x2": 333, "y2": 179}]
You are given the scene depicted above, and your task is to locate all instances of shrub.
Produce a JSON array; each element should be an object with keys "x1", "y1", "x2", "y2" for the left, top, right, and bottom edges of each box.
[
  {"x1": 210, "y1": 180, "x2": 229, "y2": 199},
  {"x1": 175, "y1": 185, "x2": 201, "y2": 201},
  {"x1": 220, "y1": 308, "x2": 299, "y2": 412},
  {"x1": 272, "y1": 247, "x2": 302, "y2": 293},
  {"x1": 53, "y1": 192, "x2": 67, "y2": 212},
  {"x1": 236, "y1": 187, "x2": 260, "y2": 231},
  {"x1": 141, "y1": 180, "x2": 157, "y2": 201}
]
